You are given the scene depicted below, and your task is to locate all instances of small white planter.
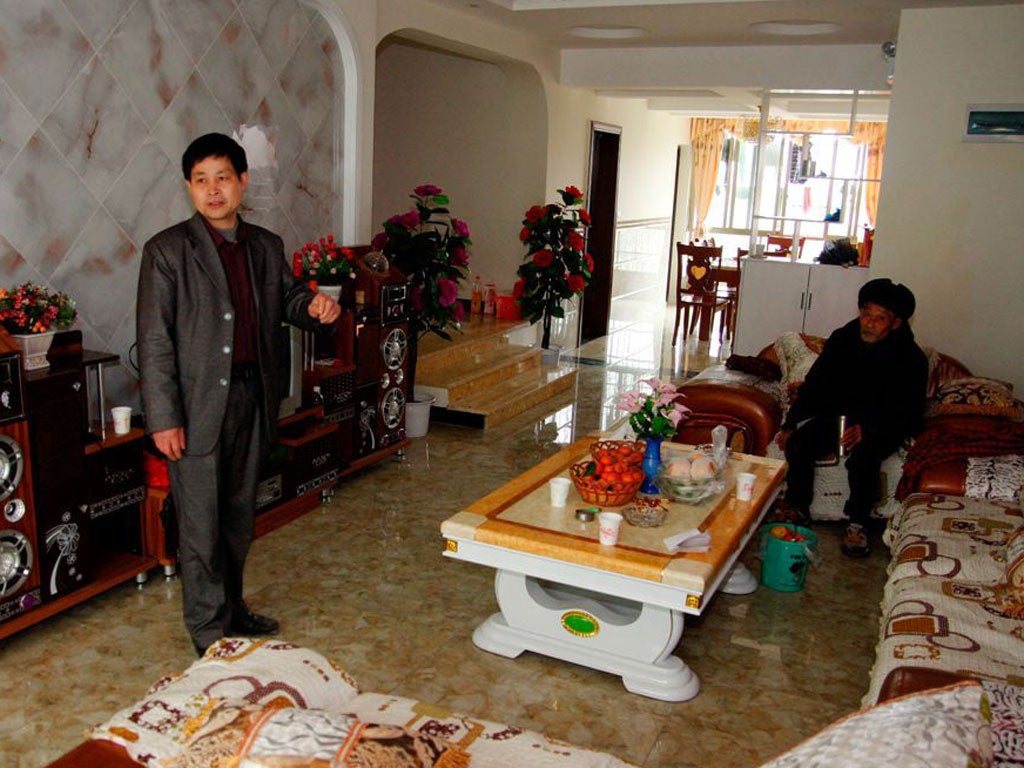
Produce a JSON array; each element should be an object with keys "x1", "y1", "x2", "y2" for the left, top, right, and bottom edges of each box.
[
  {"x1": 405, "y1": 393, "x2": 436, "y2": 438},
  {"x1": 540, "y1": 344, "x2": 561, "y2": 366}
]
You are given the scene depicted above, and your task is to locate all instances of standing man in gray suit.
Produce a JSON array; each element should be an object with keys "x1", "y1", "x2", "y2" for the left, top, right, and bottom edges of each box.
[{"x1": 137, "y1": 133, "x2": 340, "y2": 656}]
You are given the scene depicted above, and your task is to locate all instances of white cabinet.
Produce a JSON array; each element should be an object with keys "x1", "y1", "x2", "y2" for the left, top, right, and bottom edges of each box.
[{"x1": 734, "y1": 259, "x2": 871, "y2": 355}]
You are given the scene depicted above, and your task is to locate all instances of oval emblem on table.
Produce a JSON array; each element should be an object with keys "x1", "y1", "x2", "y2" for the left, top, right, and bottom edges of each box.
[{"x1": 561, "y1": 610, "x2": 599, "y2": 637}]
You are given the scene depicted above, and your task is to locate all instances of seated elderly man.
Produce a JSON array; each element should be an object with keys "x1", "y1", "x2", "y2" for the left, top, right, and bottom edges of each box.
[{"x1": 773, "y1": 278, "x2": 928, "y2": 557}]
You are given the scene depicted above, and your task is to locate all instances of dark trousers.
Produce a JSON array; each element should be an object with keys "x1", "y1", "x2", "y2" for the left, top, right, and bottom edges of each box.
[
  {"x1": 783, "y1": 416, "x2": 901, "y2": 525},
  {"x1": 169, "y1": 376, "x2": 263, "y2": 650}
]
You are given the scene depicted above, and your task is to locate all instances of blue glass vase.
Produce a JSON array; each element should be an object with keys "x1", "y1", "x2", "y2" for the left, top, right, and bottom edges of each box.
[{"x1": 640, "y1": 437, "x2": 662, "y2": 494}]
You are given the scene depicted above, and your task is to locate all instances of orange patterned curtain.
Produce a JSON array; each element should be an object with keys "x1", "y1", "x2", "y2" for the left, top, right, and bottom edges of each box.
[
  {"x1": 689, "y1": 118, "x2": 728, "y2": 238},
  {"x1": 858, "y1": 123, "x2": 886, "y2": 228},
  {"x1": 690, "y1": 118, "x2": 887, "y2": 233}
]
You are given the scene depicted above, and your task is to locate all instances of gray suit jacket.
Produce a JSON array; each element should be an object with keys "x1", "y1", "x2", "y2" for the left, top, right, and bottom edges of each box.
[{"x1": 137, "y1": 213, "x2": 319, "y2": 455}]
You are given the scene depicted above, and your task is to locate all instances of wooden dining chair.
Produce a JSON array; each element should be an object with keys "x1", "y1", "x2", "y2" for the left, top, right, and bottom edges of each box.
[
  {"x1": 765, "y1": 235, "x2": 806, "y2": 258},
  {"x1": 673, "y1": 243, "x2": 729, "y2": 345},
  {"x1": 715, "y1": 253, "x2": 742, "y2": 341}
]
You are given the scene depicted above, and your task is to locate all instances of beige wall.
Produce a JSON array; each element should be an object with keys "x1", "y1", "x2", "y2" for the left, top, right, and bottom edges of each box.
[
  {"x1": 372, "y1": 39, "x2": 547, "y2": 292},
  {"x1": 364, "y1": 0, "x2": 687, "y2": 329},
  {"x1": 873, "y1": 4, "x2": 1024, "y2": 390}
]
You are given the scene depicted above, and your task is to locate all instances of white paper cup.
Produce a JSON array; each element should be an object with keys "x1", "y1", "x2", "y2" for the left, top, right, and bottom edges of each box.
[
  {"x1": 111, "y1": 406, "x2": 132, "y2": 435},
  {"x1": 598, "y1": 512, "x2": 623, "y2": 545},
  {"x1": 736, "y1": 472, "x2": 757, "y2": 501},
  {"x1": 549, "y1": 477, "x2": 572, "y2": 507}
]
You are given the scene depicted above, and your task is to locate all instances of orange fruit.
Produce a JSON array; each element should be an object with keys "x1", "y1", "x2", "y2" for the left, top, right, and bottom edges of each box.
[{"x1": 771, "y1": 525, "x2": 790, "y2": 539}]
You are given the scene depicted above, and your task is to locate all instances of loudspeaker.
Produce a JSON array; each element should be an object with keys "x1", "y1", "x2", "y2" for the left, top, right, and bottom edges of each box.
[
  {"x1": 0, "y1": 413, "x2": 42, "y2": 623},
  {"x1": 352, "y1": 322, "x2": 407, "y2": 458},
  {"x1": 279, "y1": 420, "x2": 340, "y2": 498},
  {"x1": 23, "y1": 364, "x2": 93, "y2": 602},
  {"x1": 84, "y1": 439, "x2": 146, "y2": 558}
]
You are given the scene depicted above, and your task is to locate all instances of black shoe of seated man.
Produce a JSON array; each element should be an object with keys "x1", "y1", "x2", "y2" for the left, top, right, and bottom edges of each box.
[
  {"x1": 840, "y1": 523, "x2": 871, "y2": 558},
  {"x1": 231, "y1": 609, "x2": 280, "y2": 636}
]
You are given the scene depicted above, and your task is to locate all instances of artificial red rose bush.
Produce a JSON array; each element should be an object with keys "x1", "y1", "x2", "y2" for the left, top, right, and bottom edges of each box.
[{"x1": 514, "y1": 185, "x2": 592, "y2": 350}]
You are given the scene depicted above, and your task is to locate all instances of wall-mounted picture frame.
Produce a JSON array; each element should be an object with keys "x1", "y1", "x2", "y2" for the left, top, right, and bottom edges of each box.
[{"x1": 964, "y1": 104, "x2": 1024, "y2": 143}]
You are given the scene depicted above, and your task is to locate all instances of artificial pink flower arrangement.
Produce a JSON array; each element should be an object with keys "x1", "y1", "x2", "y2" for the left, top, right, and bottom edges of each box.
[{"x1": 617, "y1": 377, "x2": 690, "y2": 440}]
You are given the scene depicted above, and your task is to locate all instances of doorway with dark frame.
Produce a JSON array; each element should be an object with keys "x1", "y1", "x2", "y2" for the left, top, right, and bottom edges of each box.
[{"x1": 581, "y1": 123, "x2": 621, "y2": 345}]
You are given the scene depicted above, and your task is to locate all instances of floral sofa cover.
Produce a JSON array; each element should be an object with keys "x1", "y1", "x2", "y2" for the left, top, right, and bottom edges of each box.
[
  {"x1": 53, "y1": 638, "x2": 634, "y2": 767},
  {"x1": 864, "y1": 493, "x2": 1024, "y2": 707}
]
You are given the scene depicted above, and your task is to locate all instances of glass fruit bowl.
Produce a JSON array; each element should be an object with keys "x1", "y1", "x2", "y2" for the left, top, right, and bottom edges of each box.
[{"x1": 655, "y1": 448, "x2": 725, "y2": 504}]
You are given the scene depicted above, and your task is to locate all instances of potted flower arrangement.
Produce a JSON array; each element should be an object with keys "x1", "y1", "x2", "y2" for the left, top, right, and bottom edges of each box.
[
  {"x1": 371, "y1": 185, "x2": 472, "y2": 427},
  {"x1": 292, "y1": 234, "x2": 356, "y2": 301},
  {"x1": 514, "y1": 185, "x2": 593, "y2": 357},
  {"x1": 0, "y1": 282, "x2": 78, "y2": 371},
  {"x1": 617, "y1": 377, "x2": 690, "y2": 493}
]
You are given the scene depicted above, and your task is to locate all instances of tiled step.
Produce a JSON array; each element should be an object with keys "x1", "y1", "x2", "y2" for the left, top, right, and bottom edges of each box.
[
  {"x1": 415, "y1": 318, "x2": 527, "y2": 379},
  {"x1": 432, "y1": 363, "x2": 579, "y2": 429},
  {"x1": 417, "y1": 343, "x2": 541, "y2": 402},
  {"x1": 412, "y1": 315, "x2": 575, "y2": 429}
]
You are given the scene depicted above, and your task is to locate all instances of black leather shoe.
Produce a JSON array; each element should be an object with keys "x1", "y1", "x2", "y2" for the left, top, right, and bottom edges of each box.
[{"x1": 230, "y1": 609, "x2": 280, "y2": 636}]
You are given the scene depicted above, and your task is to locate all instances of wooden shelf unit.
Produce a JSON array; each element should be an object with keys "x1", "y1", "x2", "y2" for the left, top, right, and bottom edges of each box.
[{"x1": 0, "y1": 549, "x2": 156, "y2": 642}]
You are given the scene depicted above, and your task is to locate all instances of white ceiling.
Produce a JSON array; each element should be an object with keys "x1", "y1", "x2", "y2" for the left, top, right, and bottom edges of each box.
[
  {"x1": 442, "y1": 0, "x2": 1010, "y2": 48},
  {"x1": 424, "y1": 0, "x2": 1018, "y2": 116}
]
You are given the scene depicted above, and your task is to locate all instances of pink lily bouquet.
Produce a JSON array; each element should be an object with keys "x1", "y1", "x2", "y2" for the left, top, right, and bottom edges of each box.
[{"x1": 617, "y1": 377, "x2": 690, "y2": 440}]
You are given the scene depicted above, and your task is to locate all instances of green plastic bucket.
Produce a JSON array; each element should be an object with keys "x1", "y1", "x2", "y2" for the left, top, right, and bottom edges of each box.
[{"x1": 759, "y1": 523, "x2": 818, "y2": 592}]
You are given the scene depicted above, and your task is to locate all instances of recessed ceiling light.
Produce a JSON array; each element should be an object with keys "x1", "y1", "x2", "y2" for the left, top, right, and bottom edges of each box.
[
  {"x1": 568, "y1": 26, "x2": 646, "y2": 39},
  {"x1": 750, "y1": 20, "x2": 842, "y2": 36}
]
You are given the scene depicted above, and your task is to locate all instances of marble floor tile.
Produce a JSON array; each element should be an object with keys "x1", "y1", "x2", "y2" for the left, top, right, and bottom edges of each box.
[{"x1": 0, "y1": 307, "x2": 889, "y2": 767}]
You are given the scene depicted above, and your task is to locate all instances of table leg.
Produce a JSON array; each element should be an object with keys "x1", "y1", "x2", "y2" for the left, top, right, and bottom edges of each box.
[
  {"x1": 697, "y1": 303, "x2": 712, "y2": 341},
  {"x1": 473, "y1": 570, "x2": 701, "y2": 702},
  {"x1": 721, "y1": 562, "x2": 758, "y2": 595}
]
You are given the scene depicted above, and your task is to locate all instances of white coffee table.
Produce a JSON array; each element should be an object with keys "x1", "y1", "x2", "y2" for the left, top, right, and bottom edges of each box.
[{"x1": 441, "y1": 438, "x2": 786, "y2": 701}]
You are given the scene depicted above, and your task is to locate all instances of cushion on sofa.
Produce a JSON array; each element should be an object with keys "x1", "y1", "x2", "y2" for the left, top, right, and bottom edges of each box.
[
  {"x1": 758, "y1": 681, "x2": 991, "y2": 768},
  {"x1": 966, "y1": 454, "x2": 1024, "y2": 503},
  {"x1": 725, "y1": 354, "x2": 782, "y2": 381},
  {"x1": 91, "y1": 639, "x2": 361, "y2": 765},
  {"x1": 91, "y1": 639, "x2": 637, "y2": 768},
  {"x1": 884, "y1": 494, "x2": 1021, "y2": 585},
  {"x1": 1005, "y1": 525, "x2": 1024, "y2": 589},
  {"x1": 164, "y1": 701, "x2": 468, "y2": 768},
  {"x1": 773, "y1": 332, "x2": 824, "y2": 401},
  {"x1": 927, "y1": 377, "x2": 1023, "y2": 421}
]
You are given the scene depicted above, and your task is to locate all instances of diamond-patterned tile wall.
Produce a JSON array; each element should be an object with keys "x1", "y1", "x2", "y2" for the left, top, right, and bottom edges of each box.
[{"x1": 0, "y1": 0, "x2": 342, "y2": 409}]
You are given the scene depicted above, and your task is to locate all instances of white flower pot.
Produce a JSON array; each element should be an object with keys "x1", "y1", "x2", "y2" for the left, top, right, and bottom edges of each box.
[
  {"x1": 540, "y1": 344, "x2": 562, "y2": 366},
  {"x1": 11, "y1": 330, "x2": 56, "y2": 371},
  {"x1": 405, "y1": 393, "x2": 436, "y2": 438}
]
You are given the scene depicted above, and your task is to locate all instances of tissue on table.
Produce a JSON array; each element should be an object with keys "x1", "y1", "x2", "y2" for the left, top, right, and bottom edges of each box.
[{"x1": 664, "y1": 528, "x2": 712, "y2": 553}]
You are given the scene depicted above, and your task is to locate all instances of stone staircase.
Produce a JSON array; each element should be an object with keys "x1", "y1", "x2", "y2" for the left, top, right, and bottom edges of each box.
[{"x1": 413, "y1": 317, "x2": 578, "y2": 429}]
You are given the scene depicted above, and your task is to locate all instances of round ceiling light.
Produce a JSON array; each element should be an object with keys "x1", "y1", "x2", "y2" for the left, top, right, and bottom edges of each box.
[
  {"x1": 750, "y1": 20, "x2": 842, "y2": 36},
  {"x1": 568, "y1": 26, "x2": 647, "y2": 39}
]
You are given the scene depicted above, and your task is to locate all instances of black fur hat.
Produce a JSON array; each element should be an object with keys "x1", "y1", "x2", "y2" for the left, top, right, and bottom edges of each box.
[{"x1": 858, "y1": 278, "x2": 915, "y2": 320}]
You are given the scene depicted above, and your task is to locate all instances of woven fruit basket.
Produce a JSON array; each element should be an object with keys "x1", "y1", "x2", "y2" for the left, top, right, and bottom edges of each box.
[
  {"x1": 570, "y1": 461, "x2": 644, "y2": 506},
  {"x1": 589, "y1": 439, "x2": 645, "y2": 466}
]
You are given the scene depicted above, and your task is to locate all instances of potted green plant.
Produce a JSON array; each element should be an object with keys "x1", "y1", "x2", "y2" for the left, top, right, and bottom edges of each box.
[
  {"x1": 0, "y1": 282, "x2": 78, "y2": 371},
  {"x1": 514, "y1": 185, "x2": 592, "y2": 360},
  {"x1": 371, "y1": 185, "x2": 472, "y2": 431}
]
